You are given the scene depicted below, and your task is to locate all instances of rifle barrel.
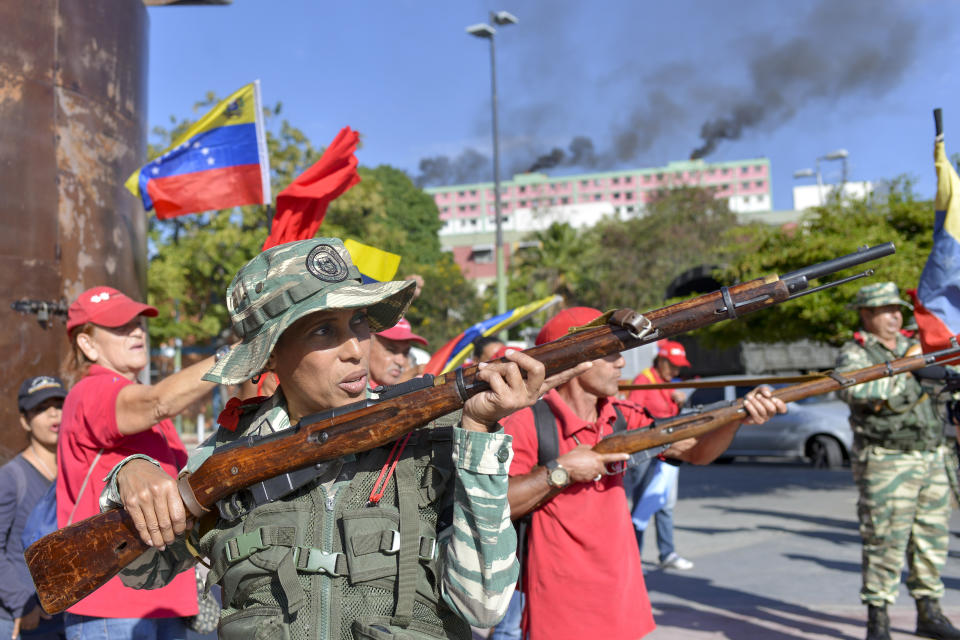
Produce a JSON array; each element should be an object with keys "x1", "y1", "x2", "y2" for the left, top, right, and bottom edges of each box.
[{"x1": 781, "y1": 243, "x2": 895, "y2": 294}]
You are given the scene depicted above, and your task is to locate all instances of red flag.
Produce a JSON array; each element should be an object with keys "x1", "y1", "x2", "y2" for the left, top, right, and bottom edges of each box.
[{"x1": 262, "y1": 127, "x2": 360, "y2": 250}]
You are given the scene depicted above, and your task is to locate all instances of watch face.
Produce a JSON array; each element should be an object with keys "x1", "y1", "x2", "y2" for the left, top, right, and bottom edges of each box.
[{"x1": 549, "y1": 467, "x2": 569, "y2": 488}]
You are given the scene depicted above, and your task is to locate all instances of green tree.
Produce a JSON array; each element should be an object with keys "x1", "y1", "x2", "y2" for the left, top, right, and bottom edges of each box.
[
  {"x1": 505, "y1": 187, "x2": 740, "y2": 314},
  {"x1": 506, "y1": 222, "x2": 589, "y2": 307},
  {"x1": 577, "y1": 187, "x2": 740, "y2": 312},
  {"x1": 699, "y1": 177, "x2": 933, "y2": 347}
]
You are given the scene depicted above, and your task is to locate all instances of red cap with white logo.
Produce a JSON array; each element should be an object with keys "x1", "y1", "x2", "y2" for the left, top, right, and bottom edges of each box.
[{"x1": 66, "y1": 286, "x2": 158, "y2": 335}]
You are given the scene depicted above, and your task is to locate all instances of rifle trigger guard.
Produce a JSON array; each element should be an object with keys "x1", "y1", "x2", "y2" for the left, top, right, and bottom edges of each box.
[
  {"x1": 719, "y1": 286, "x2": 737, "y2": 319},
  {"x1": 827, "y1": 370, "x2": 856, "y2": 387},
  {"x1": 611, "y1": 310, "x2": 653, "y2": 339}
]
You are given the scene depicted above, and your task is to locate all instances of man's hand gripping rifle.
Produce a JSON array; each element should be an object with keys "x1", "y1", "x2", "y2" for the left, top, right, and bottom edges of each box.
[{"x1": 595, "y1": 340, "x2": 960, "y2": 464}]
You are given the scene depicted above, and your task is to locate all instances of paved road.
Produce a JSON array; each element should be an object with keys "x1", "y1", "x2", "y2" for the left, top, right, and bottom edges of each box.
[{"x1": 642, "y1": 461, "x2": 960, "y2": 639}]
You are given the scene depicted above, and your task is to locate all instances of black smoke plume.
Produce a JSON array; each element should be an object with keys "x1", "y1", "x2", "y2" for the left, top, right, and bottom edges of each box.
[{"x1": 414, "y1": 0, "x2": 925, "y2": 186}]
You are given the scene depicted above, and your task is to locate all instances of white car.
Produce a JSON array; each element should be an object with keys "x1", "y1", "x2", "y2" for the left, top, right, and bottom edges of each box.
[{"x1": 685, "y1": 380, "x2": 853, "y2": 469}]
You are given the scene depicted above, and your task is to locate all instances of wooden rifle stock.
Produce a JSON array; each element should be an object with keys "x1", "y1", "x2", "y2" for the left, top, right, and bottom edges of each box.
[
  {"x1": 595, "y1": 346, "x2": 960, "y2": 456},
  {"x1": 25, "y1": 243, "x2": 895, "y2": 614}
]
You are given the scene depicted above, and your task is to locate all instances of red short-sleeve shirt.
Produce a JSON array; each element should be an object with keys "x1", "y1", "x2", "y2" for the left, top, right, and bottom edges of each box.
[
  {"x1": 504, "y1": 389, "x2": 656, "y2": 640},
  {"x1": 628, "y1": 367, "x2": 681, "y2": 419},
  {"x1": 56, "y1": 365, "x2": 197, "y2": 618}
]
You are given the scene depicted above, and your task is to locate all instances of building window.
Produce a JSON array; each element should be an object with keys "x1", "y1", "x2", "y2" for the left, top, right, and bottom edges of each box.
[
  {"x1": 470, "y1": 204, "x2": 478, "y2": 211},
  {"x1": 594, "y1": 193, "x2": 602, "y2": 201},
  {"x1": 613, "y1": 192, "x2": 621, "y2": 199},
  {"x1": 458, "y1": 205, "x2": 466, "y2": 212},
  {"x1": 612, "y1": 177, "x2": 620, "y2": 184},
  {"x1": 755, "y1": 180, "x2": 764, "y2": 188},
  {"x1": 518, "y1": 185, "x2": 526, "y2": 193},
  {"x1": 594, "y1": 179, "x2": 602, "y2": 186},
  {"x1": 471, "y1": 248, "x2": 494, "y2": 263},
  {"x1": 502, "y1": 216, "x2": 510, "y2": 224},
  {"x1": 741, "y1": 167, "x2": 749, "y2": 174},
  {"x1": 561, "y1": 196, "x2": 570, "y2": 204},
  {"x1": 470, "y1": 219, "x2": 478, "y2": 226},
  {"x1": 625, "y1": 192, "x2": 633, "y2": 200},
  {"x1": 754, "y1": 164, "x2": 763, "y2": 171},
  {"x1": 580, "y1": 180, "x2": 589, "y2": 188},
  {"x1": 519, "y1": 200, "x2": 527, "y2": 207},
  {"x1": 458, "y1": 190, "x2": 465, "y2": 196}
]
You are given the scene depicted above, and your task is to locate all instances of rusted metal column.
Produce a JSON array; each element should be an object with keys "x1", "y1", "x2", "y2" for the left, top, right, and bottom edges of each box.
[{"x1": 0, "y1": 0, "x2": 147, "y2": 461}]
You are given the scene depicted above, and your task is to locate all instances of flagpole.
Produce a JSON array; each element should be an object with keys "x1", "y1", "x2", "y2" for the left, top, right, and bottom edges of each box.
[{"x1": 935, "y1": 108, "x2": 943, "y2": 138}]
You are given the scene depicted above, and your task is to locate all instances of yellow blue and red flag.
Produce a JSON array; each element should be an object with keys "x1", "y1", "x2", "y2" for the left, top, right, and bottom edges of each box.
[
  {"x1": 124, "y1": 81, "x2": 270, "y2": 219},
  {"x1": 344, "y1": 239, "x2": 401, "y2": 283},
  {"x1": 423, "y1": 295, "x2": 562, "y2": 375},
  {"x1": 909, "y1": 110, "x2": 960, "y2": 352}
]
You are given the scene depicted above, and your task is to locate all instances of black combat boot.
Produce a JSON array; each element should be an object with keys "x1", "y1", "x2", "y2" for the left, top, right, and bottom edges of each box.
[
  {"x1": 866, "y1": 603, "x2": 891, "y2": 640},
  {"x1": 916, "y1": 597, "x2": 960, "y2": 639}
]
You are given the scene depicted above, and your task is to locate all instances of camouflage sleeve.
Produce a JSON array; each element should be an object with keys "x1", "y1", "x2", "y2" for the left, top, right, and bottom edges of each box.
[
  {"x1": 98, "y1": 437, "x2": 221, "y2": 590},
  {"x1": 436, "y1": 426, "x2": 518, "y2": 628},
  {"x1": 836, "y1": 341, "x2": 911, "y2": 404}
]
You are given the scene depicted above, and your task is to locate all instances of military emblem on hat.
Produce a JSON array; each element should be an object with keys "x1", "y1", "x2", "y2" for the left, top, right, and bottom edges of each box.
[{"x1": 306, "y1": 244, "x2": 349, "y2": 282}]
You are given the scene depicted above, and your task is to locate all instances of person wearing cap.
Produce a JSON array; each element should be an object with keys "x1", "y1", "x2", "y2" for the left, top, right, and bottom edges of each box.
[
  {"x1": 99, "y1": 239, "x2": 581, "y2": 640},
  {"x1": 624, "y1": 340, "x2": 695, "y2": 571},
  {"x1": 58, "y1": 286, "x2": 222, "y2": 639},
  {"x1": 0, "y1": 376, "x2": 67, "y2": 640},
  {"x1": 369, "y1": 317, "x2": 428, "y2": 387},
  {"x1": 836, "y1": 282, "x2": 960, "y2": 640},
  {"x1": 501, "y1": 307, "x2": 785, "y2": 640}
]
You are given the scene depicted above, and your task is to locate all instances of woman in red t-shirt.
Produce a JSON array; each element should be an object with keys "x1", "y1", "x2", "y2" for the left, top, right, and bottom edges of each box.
[{"x1": 57, "y1": 286, "x2": 220, "y2": 640}]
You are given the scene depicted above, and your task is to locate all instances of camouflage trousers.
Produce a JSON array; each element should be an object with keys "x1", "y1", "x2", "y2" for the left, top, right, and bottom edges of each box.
[{"x1": 851, "y1": 444, "x2": 956, "y2": 606}]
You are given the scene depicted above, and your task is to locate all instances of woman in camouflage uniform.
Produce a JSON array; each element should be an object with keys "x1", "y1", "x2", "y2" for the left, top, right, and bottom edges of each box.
[{"x1": 100, "y1": 238, "x2": 584, "y2": 639}]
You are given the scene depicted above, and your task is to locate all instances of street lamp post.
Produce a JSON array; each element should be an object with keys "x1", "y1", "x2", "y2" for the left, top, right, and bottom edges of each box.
[
  {"x1": 793, "y1": 167, "x2": 823, "y2": 207},
  {"x1": 467, "y1": 11, "x2": 517, "y2": 320},
  {"x1": 794, "y1": 149, "x2": 849, "y2": 207}
]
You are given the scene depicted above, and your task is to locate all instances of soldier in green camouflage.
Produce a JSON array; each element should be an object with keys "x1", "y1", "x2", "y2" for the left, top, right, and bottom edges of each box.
[
  {"x1": 98, "y1": 238, "x2": 587, "y2": 639},
  {"x1": 836, "y1": 281, "x2": 960, "y2": 640}
]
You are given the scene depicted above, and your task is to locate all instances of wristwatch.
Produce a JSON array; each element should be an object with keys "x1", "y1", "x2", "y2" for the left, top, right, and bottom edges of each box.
[{"x1": 545, "y1": 459, "x2": 570, "y2": 489}]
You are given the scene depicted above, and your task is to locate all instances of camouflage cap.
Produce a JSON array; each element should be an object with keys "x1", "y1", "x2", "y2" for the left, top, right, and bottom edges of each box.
[
  {"x1": 204, "y1": 239, "x2": 416, "y2": 385},
  {"x1": 848, "y1": 281, "x2": 914, "y2": 310}
]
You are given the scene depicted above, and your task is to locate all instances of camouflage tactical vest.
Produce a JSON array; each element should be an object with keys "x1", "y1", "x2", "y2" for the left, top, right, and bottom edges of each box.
[
  {"x1": 199, "y1": 411, "x2": 471, "y2": 640},
  {"x1": 848, "y1": 339, "x2": 942, "y2": 451}
]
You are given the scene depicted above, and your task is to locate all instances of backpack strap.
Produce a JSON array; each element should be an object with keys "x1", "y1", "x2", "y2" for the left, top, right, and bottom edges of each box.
[
  {"x1": 532, "y1": 399, "x2": 559, "y2": 465},
  {"x1": 67, "y1": 449, "x2": 103, "y2": 525},
  {"x1": 612, "y1": 405, "x2": 627, "y2": 435}
]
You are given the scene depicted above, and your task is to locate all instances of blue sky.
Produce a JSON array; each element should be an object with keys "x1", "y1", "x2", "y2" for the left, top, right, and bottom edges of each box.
[{"x1": 147, "y1": 0, "x2": 960, "y2": 211}]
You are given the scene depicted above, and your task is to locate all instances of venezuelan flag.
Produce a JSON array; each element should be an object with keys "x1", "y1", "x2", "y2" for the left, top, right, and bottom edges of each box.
[
  {"x1": 343, "y1": 239, "x2": 401, "y2": 284},
  {"x1": 423, "y1": 295, "x2": 562, "y2": 375},
  {"x1": 125, "y1": 81, "x2": 270, "y2": 219},
  {"x1": 909, "y1": 108, "x2": 960, "y2": 352}
]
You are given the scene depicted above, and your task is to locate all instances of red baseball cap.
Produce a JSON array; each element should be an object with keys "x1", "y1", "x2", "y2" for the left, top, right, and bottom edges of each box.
[
  {"x1": 657, "y1": 340, "x2": 691, "y2": 367},
  {"x1": 66, "y1": 286, "x2": 158, "y2": 335},
  {"x1": 535, "y1": 307, "x2": 602, "y2": 346},
  {"x1": 376, "y1": 317, "x2": 428, "y2": 346}
]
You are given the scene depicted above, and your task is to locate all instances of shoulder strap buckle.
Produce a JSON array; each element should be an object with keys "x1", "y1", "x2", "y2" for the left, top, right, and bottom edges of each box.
[{"x1": 225, "y1": 528, "x2": 270, "y2": 563}]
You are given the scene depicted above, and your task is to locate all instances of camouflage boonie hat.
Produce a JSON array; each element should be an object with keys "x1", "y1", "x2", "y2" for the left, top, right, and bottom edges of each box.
[
  {"x1": 204, "y1": 239, "x2": 416, "y2": 385},
  {"x1": 848, "y1": 281, "x2": 914, "y2": 310}
]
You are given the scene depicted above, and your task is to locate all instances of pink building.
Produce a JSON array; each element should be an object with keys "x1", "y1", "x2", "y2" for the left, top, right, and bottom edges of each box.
[{"x1": 426, "y1": 158, "x2": 772, "y2": 288}]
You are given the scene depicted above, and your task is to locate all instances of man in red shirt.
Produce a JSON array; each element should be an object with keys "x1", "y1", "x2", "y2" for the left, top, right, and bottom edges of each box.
[
  {"x1": 627, "y1": 340, "x2": 694, "y2": 570},
  {"x1": 504, "y1": 308, "x2": 785, "y2": 639}
]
